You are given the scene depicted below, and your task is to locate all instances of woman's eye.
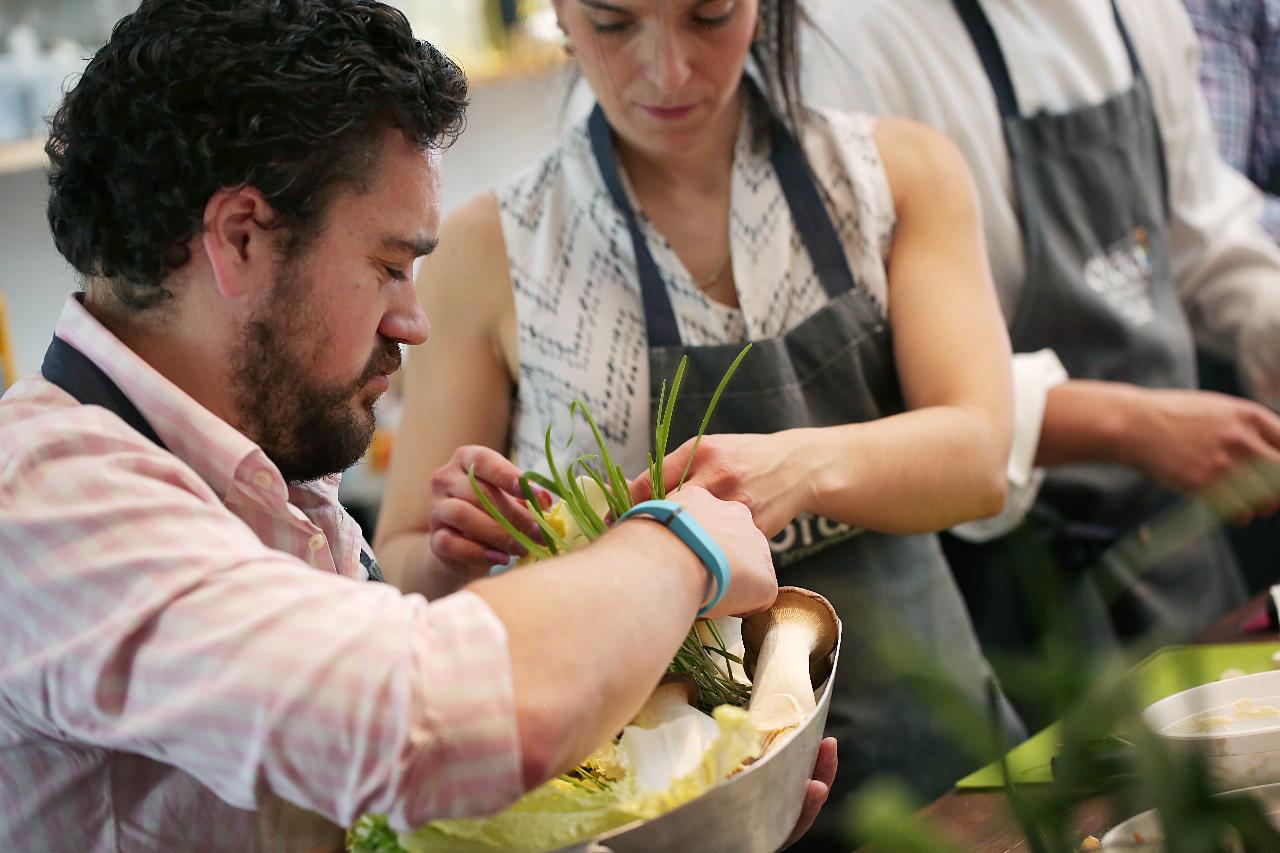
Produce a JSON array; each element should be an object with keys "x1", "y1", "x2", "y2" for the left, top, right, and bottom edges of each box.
[
  {"x1": 694, "y1": 1, "x2": 735, "y2": 26},
  {"x1": 589, "y1": 17, "x2": 633, "y2": 34}
]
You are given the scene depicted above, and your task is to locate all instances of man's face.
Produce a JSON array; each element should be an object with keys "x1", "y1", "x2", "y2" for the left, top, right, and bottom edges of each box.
[{"x1": 232, "y1": 132, "x2": 438, "y2": 483}]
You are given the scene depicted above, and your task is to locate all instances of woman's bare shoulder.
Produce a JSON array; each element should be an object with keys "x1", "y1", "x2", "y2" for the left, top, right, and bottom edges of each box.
[{"x1": 871, "y1": 116, "x2": 976, "y2": 212}]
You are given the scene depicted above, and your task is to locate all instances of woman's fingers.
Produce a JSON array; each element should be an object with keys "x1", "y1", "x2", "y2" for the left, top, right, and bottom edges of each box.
[
  {"x1": 432, "y1": 498, "x2": 530, "y2": 555},
  {"x1": 429, "y1": 524, "x2": 509, "y2": 569}
]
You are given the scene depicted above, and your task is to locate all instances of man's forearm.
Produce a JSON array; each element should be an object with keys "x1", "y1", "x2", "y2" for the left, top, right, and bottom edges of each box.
[
  {"x1": 467, "y1": 521, "x2": 706, "y2": 789},
  {"x1": 1036, "y1": 380, "x2": 1146, "y2": 468}
]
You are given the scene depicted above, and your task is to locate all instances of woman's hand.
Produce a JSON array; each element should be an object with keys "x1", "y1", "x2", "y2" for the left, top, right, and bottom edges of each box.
[
  {"x1": 427, "y1": 445, "x2": 552, "y2": 575},
  {"x1": 630, "y1": 431, "x2": 815, "y2": 539}
]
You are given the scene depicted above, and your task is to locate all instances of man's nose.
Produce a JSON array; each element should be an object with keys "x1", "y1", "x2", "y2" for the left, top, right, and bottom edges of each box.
[{"x1": 381, "y1": 279, "x2": 429, "y2": 346}]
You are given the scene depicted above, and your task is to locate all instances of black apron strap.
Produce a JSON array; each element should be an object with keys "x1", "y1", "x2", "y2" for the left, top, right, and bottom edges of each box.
[
  {"x1": 588, "y1": 106, "x2": 684, "y2": 348},
  {"x1": 41, "y1": 335, "x2": 167, "y2": 450},
  {"x1": 1108, "y1": 0, "x2": 1144, "y2": 77},
  {"x1": 951, "y1": 0, "x2": 1020, "y2": 120},
  {"x1": 768, "y1": 121, "x2": 859, "y2": 300},
  {"x1": 952, "y1": 0, "x2": 1144, "y2": 122},
  {"x1": 359, "y1": 549, "x2": 385, "y2": 583},
  {"x1": 588, "y1": 95, "x2": 860, "y2": 349},
  {"x1": 41, "y1": 334, "x2": 386, "y2": 583},
  {"x1": 1264, "y1": 164, "x2": 1280, "y2": 197}
]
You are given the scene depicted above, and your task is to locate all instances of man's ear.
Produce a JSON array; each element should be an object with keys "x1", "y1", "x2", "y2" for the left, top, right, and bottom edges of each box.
[{"x1": 201, "y1": 186, "x2": 278, "y2": 300}]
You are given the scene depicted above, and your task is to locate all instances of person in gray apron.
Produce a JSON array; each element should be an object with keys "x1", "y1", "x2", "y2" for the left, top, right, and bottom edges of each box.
[
  {"x1": 588, "y1": 92, "x2": 1025, "y2": 847},
  {"x1": 939, "y1": 0, "x2": 1246, "y2": 703}
]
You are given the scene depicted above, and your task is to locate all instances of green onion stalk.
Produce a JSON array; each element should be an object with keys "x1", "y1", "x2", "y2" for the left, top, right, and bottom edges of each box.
[{"x1": 469, "y1": 345, "x2": 754, "y2": 712}]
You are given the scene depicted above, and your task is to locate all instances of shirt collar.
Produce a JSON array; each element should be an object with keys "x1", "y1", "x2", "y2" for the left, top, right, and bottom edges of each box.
[{"x1": 53, "y1": 294, "x2": 291, "y2": 503}]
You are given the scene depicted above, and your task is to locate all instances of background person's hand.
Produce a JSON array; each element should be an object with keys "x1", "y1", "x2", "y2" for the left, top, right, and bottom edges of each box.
[
  {"x1": 631, "y1": 431, "x2": 815, "y2": 539},
  {"x1": 780, "y1": 737, "x2": 839, "y2": 850},
  {"x1": 660, "y1": 484, "x2": 778, "y2": 618},
  {"x1": 1125, "y1": 389, "x2": 1280, "y2": 524},
  {"x1": 427, "y1": 445, "x2": 551, "y2": 576}
]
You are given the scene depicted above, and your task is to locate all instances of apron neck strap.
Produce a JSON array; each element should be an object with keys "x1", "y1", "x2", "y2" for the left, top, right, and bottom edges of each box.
[
  {"x1": 41, "y1": 335, "x2": 168, "y2": 451},
  {"x1": 951, "y1": 0, "x2": 1143, "y2": 120},
  {"x1": 1265, "y1": 164, "x2": 1280, "y2": 198},
  {"x1": 587, "y1": 91, "x2": 858, "y2": 349},
  {"x1": 588, "y1": 105, "x2": 684, "y2": 348}
]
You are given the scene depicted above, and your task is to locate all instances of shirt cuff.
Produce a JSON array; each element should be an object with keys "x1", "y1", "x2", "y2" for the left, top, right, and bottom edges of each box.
[
  {"x1": 1239, "y1": 287, "x2": 1280, "y2": 411},
  {"x1": 951, "y1": 349, "x2": 1068, "y2": 543},
  {"x1": 389, "y1": 590, "x2": 523, "y2": 829}
]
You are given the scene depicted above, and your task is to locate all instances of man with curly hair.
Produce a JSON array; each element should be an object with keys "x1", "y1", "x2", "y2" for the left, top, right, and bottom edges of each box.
[{"x1": 0, "y1": 1, "x2": 795, "y2": 849}]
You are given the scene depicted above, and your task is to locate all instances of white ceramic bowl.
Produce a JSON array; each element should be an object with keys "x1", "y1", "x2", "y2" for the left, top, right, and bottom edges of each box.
[
  {"x1": 1142, "y1": 669, "x2": 1280, "y2": 792},
  {"x1": 1100, "y1": 781, "x2": 1280, "y2": 850}
]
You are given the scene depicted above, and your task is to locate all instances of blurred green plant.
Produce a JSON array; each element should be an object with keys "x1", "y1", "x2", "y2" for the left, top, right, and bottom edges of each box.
[{"x1": 842, "y1": 482, "x2": 1280, "y2": 852}]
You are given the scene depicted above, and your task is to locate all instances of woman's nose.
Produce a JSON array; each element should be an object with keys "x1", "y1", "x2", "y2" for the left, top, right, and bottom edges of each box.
[{"x1": 642, "y1": 28, "x2": 693, "y2": 96}]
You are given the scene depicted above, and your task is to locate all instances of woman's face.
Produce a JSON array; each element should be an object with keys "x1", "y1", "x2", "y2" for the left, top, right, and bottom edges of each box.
[{"x1": 555, "y1": 0, "x2": 759, "y2": 156}]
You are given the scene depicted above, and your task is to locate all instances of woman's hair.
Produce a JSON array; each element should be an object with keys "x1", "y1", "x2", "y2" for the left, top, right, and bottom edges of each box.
[
  {"x1": 753, "y1": 0, "x2": 809, "y2": 135},
  {"x1": 45, "y1": 0, "x2": 470, "y2": 311}
]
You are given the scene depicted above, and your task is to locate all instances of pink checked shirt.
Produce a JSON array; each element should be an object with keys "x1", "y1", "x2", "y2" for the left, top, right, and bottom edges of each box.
[{"x1": 0, "y1": 297, "x2": 522, "y2": 851}]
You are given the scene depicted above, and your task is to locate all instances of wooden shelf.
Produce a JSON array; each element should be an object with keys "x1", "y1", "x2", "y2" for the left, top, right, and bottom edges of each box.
[
  {"x1": 0, "y1": 39, "x2": 564, "y2": 178},
  {"x1": 0, "y1": 137, "x2": 47, "y2": 176},
  {"x1": 461, "y1": 38, "x2": 568, "y2": 87}
]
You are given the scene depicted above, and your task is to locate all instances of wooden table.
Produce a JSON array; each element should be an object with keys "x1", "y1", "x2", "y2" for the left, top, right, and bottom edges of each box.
[{"x1": 919, "y1": 591, "x2": 1275, "y2": 851}]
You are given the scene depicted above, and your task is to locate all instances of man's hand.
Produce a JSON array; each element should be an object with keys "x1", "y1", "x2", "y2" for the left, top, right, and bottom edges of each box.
[
  {"x1": 427, "y1": 445, "x2": 551, "y2": 574},
  {"x1": 631, "y1": 431, "x2": 815, "y2": 539},
  {"x1": 661, "y1": 485, "x2": 778, "y2": 617},
  {"x1": 781, "y1": 737, "x2": 839, "y2": 850},
  {"x1": 1126, "y1": 389, "x2": 1280, "y2": 524}
]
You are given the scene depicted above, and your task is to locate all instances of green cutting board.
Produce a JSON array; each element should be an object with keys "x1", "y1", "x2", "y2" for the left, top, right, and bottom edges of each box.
[{"x1": 956, "y1": 642, "x2": 1280, "y2": 789}]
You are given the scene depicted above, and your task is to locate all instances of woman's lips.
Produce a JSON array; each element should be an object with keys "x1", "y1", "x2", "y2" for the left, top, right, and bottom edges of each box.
[{"x1": 640, "y1": 104, "x2": 697, "y2": 121}]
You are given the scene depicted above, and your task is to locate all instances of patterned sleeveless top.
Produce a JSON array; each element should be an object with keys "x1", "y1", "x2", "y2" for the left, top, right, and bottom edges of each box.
[{"x1": 495, "y1": 102, "x2": 897, "y2": 478}]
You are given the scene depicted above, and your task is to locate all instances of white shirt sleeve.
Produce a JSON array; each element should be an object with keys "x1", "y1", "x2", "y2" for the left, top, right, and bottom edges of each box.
[{"x1": 951, "y1": 349, "x2": 1068, "y2": 542}]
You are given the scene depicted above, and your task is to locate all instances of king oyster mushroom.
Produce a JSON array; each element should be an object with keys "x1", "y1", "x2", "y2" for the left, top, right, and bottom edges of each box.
[
  {"x1": 741, "y1": 587, "x2": 839, "y2": 750},
  {"x1": 630, "y1": 674, "x2": 702, "y2": 728}
]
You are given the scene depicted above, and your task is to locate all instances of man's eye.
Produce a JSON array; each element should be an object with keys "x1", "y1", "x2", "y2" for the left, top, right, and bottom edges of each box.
[{"x1": 383, "y1": 264, "x2": 408, "y2": 281}]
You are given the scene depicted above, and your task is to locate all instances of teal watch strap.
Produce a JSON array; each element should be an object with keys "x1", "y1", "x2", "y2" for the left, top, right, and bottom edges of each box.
[{"x1": 619, "y1": 499, "x2": 730, "y2": 617}]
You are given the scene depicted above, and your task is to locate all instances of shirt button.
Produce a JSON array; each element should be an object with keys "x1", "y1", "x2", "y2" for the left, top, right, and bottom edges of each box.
[
  {"x1": 253, "y1": 471, "x2": 273, "y2": 489},
  {"x1": 307, "y1": 533, "x2": 327, "y2": 552}
]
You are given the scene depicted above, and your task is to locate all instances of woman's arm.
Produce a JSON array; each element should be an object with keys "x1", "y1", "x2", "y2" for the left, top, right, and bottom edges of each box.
[
  {"x1": 375, "y1": 193, "x2": 535, "y2": 597},
  {"x1": 638, "y1": 119, "x2": 1013, "y2": 536}
]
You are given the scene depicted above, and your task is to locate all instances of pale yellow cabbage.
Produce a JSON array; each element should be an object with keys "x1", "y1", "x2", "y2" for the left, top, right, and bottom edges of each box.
[{"x1": 397, "y1": 706, "x2": 760, "y2": 853}]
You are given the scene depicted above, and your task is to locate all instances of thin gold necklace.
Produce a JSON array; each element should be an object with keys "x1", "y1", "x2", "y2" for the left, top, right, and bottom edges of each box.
[{"x1": 698, "y1": 255, "x2": 732, "y2": 290}]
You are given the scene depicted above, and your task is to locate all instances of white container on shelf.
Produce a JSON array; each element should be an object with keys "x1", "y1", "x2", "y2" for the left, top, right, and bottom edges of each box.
[{"x1": 0, "y1": 53, "x2": 31, "y2": 142}]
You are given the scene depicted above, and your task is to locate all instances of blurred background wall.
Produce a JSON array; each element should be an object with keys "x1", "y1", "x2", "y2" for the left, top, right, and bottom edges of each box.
[{"x1": 0, "y1": 0, "x2": 574, "y2": 378}]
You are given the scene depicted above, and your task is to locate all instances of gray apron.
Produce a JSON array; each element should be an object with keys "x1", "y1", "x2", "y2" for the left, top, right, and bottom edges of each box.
[
  {"x1": 587, "y1": 96, "x2": 1024, "y2": 828},
  {"x1": 944, "y1": 0, "x2": 1243, "y2": 673}
]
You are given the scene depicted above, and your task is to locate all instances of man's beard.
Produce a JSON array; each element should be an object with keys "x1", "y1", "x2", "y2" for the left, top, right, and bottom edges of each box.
[{"x1": 231, "y1": 268, "x2": 401, "y2": 484}]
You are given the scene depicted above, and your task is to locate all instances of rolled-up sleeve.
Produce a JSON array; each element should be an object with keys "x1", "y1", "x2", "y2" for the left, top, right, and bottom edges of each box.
[
  {"x1": 951, "y1": 349, "x2": 1068, "y2": 542},
  {"x1": 0, "y1": 420, "x2": 523, "y2": 832}
]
